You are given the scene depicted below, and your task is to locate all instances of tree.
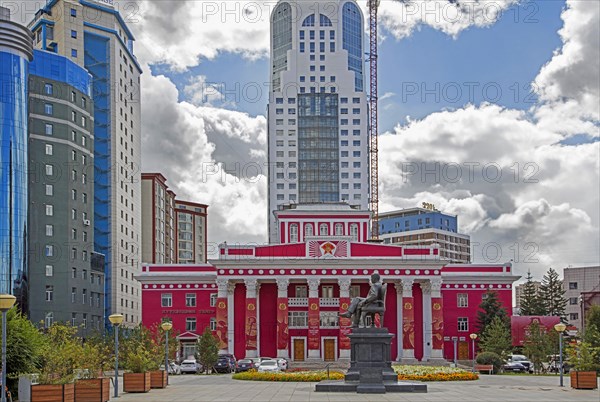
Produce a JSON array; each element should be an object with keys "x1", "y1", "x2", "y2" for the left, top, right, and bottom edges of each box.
[
  {"x1": 476, "y1": 291, "x2": 508, "y2": 335},
  {"x1": 583, "y1": 305, "x2": 600, "y2": 348},
  {"x1": 519, "y1": 271, "x2": 545, "y2": 316},
  {"x1": 196, "y1": 327, "x2": 219, "y2": 374},
  {"x1": 523, "y1": 320, "x2": 555, "y2": 373},
  {"x1": 479, "y1": 316, "x2": 512, "y2": 360},
  {"x1": 538, "y1": 268, "x2": 567, "y2": 321}
]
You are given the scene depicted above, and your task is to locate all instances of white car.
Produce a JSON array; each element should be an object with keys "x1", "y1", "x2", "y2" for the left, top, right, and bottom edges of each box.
[
  {"x1": 180, "y1": 359, "x2": 201, "y2": 374},
  {"x1": 159, "y1": 361, "x2": 181, "y2": 375},
  {"x1": 258, "y1": 360, "x2": 280, "y2": 372}
]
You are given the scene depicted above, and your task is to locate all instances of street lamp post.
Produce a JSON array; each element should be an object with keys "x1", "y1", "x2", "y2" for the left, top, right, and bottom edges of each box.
[
  {"x1": 161, "y1": 321, "x2": 173, "y2": 386},
  {"x1": 554, "y1": 323, "x2": 567, "y2": 387},
  {"x1": 0, "y1": 295, "x2": 16, "y2": 402},
  {"x1": 109, "y1": 314, "x2": 124, "y2": 398},
  {"x1": 469, "y1": 333, "x2": 478, "y2": 372}
]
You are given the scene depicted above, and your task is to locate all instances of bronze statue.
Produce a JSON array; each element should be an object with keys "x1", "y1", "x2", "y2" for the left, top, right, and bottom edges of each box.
[{"x1": 339, "y1": 273, "x2": 386, "y2": 328}]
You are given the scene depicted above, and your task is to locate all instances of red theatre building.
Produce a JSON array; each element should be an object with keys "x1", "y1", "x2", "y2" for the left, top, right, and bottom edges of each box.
[{"x1": 138, "y1": 205, "x2": 518, "y2": 362}]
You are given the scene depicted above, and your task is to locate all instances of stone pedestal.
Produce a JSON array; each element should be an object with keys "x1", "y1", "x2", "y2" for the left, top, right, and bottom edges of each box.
[{"x1": 315, "y1": 328, "x2": 427, "y2": 394}]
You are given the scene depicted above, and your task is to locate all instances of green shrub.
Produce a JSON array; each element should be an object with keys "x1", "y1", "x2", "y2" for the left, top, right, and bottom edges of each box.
[{"x1": 476, "y1": 351, "x2": 503, "y2": 374}]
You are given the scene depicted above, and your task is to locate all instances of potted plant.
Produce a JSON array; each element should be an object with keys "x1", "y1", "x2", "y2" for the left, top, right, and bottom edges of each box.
[
  {"x1": 568, "y1": 341, "x2": 599, "y2": 390},
  {"x1": 122, "y1": 347, "x2": 153, "y2": 393},
  {"x1": 74, "y1": 337, "x2": 112, "y2": 402},
  {"x1": 31, "y1": 324, "x2": 82, "y2": 402},
  {"x1": 148, "y1": 322, "x2": 178, "y2": 389}
]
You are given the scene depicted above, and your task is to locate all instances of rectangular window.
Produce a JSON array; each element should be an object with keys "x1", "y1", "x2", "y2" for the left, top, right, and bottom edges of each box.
[
  {"x1": 295, "y1": 285, "x2": 307, "y2": 298},
  {"x1": 186, "y1": 293, "x2": 196, "y2": 307},
  {"x1": 71, "y1": 49, "x2": 77, "y2": 58},
  {"x1": 570, "y1": 313, "x2": 579, "y2": 320},
  {"x1": 46, "y1": 286, "x2": 54, "y2": 302},
  {"x1": 82, "y1": 289, "x2": 87, "y2": 304},
  {"x1": 330, "y1": 42, "x2": 335, "y2": 52},
  {"x1": 161, "y1": 293, "x2": 172, "y2": 307},
  {"x1": 457, "y1": 293, "x2": 468, "y2": 307},
  {"x1": 45, "y1": 265, "x2": 53, "y2": 277},
  {"x1": 210, "y1": 293, "x2": 217, "y2": 307},
  {"x1": 458, "y1": 317, "x2": 468, "y2": 332},
  {"x1": 45, "y1": 245, "x2": 53, "y2": 257},
  {"x1": 71, "y1": 8, "x2": 77, "y2": 17},
  {"x1": 45, "y1": 205, "x2": 53, "y2": 216},
  {"x1": 350, "y1": 285, "x2": 361, "y2": 298},
  {"x1": 288, "y1": 311, "x2": 308, "y2": 328},
  {"x1": 299, "y1": 42, "x2": 305, "y2": 53},
  {"x1": 71, "y1": 30, "x2": 77, "y2": 38},
  {"x1": 569, "y1": 297, "x2": 579, "y2": 305},
  {"x1": 45, "y1": 104, "x2": 53, "y2": 115},
  {"x1": 45, "y1": 123, "x2": 53, "y2": 135},
  {"x1": 72, "y1": 267, "x2": 77, "y2": 278},
  {"x1": 320, "y1": 311, "x2": 339, "y2": 328},
  {"x1": 569, "y1": 282, "x2": 578, "y2": 289},
  {"x1": 321, "y1": 286, "x2": 333, "y2": 298},
  {"x1": 186, "y1": 318, "x2": 197, "y2": 332},
  {"x1": 45, "y1": 224, "x2": 53, "y2": 236},
  {"x1": 45, "y1": 184, "x2": 53, "y2": 196},
  {"x1": 44, "y1": 83, "x2": 53, "y2": 95},
  {"x1": 209, "y1": 317, "x2": 217, "y2": 331}
]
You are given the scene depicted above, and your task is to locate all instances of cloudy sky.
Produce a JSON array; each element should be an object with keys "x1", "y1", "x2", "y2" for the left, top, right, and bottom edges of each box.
[{"x1": 12, "y1": 0, "x2": 599, "y2": 281}]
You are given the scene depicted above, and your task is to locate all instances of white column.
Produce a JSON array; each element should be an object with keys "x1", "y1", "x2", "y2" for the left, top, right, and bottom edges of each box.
[
  {"x1": 276, "y1": 278, "x2": 290, "y2": 358},
  {"x1": 421, "y1": 281, "x2": 432, "y2": 361},
  {"x1": 395, "y1": 281, "x2": 403, "y2": 361},
  {"x1": 227, "y1": 281, "x2": 235, "y2": 355},
  {"x1": 215, "y1": 278, "x2": 229, "y2": 354},
  {"x1": 338, "y1": 278, "x2": 352, "y2": 359},
  {"x1": 244, "y1": 279, "x2": 258, "y2": 358},
  {"x1": 307, "y1": 278, "x2": 320, "y2": 359},
  {"x1": 256, "y1": 282, "x2": 261, "y2": 356},
  {"x1": 430, "y1": 278, "x2": 444, "y2": 360}
]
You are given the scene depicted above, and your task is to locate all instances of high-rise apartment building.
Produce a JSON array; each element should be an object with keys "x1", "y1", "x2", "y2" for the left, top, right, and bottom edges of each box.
[
  {"x1": 379, "y1": 207, "x2": 471, "y2": 263},
  {"x1": 563, "y1": 265, "x2": 600, "y2": 331},
  {"x1": 141, "y1": 174, "x2": 208, "y2": 265},
  {"x1": 29, "y1": 0, "x2": 142, "y2": 326},
  {"x1": 267, "y1": 0, "x2": 369, "y2": 242},
  {"x1": 0, "y1": 8, "x2": 32, "y2": 310},
  {"x1": 28, "y1": 49, "x2": 105, "y2": 332}
]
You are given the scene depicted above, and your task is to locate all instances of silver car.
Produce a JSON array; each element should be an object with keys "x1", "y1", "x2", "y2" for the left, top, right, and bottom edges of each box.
[{"x1": 180, "y1": 359, "x2": 200, "y2": 374}]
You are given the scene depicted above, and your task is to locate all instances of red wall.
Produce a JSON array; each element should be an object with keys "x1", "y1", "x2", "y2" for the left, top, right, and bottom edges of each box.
[
  {"x1": 413, "y1": 283, "x2": 424, "y2": 361},
  {"x1": 233, "y1": 284, "x2": 246, "y2": 358},
  {"x1": 386, "y1": 282, "x2": 399, "y2": 358},
  {"x1": 259, "y1": 283, "x2": 277, "y2": 357}
]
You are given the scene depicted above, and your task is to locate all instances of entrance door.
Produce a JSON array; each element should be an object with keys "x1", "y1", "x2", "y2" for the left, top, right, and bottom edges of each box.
[
  {"x1": 324, "y1": 339, "x2": 335, "y2": 361},
  {"x1": 294, "y1": 339, "x2": 305, "y2": 361},
  {"x1": 458, "y1": 341, "x2": 469, "y2": 360}
]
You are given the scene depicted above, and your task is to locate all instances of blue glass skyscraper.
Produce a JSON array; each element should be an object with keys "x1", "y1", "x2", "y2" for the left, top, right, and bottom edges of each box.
[{"x1": 0, "y1": 8, "x2": 33, "y2": 310}]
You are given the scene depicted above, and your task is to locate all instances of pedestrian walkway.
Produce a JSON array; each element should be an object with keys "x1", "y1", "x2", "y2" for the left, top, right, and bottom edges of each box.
[{"x1": 113, "y1": 373, "x2": 598, "y2": 402}]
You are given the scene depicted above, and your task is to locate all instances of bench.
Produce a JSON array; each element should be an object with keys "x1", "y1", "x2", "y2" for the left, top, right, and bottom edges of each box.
[{"x1": 475, "y1": 364, "x2": 494, "y2": 374}]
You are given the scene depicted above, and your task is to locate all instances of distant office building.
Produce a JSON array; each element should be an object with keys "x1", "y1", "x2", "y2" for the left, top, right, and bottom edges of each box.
[
  {"x1": 514, "y1": 280, "x2": 541, "y2": 311},
  {"x1": 175, "y1": 201, "x2": 208, "y2": 264},
  {"x1": 141, "y1": 174, "x2": 208, "y2": 264},
  {"x1": 28, "y1": 49, "x2": 105, "y2": 332},
  {"x1": 29, "y1": 0, "x2": 143, "y2": 326},
  {"x1": 563, "y1": 266, "x2": 600, "y2": 331},
  {"x1": 267, "y1": 0, "x2": 370, "y2": 242},
  {"x1": 379, "y1": 207, "x2": 471, "y2": 263},
  {"x1": 0, "y1": 7, "x2": 33, "y2": 310}
]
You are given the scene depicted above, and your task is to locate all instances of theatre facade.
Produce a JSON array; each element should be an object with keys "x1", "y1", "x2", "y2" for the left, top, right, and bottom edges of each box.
[{"x1": 137, "y1": 206, "x2": 518, "y2": 362}]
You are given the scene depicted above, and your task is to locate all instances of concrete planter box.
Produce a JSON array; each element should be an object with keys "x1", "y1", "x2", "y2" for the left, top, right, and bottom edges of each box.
[
  {"x1": 74, "y1": 378, "x2": 110, "y2": 402},
  {"x1": 31, "y1": 383, "x2": 75, "y2": 402},
  {"x1": 150, "y1": 370, "x2": 167, "y2": 389},
  {"x1": 123, "y1": 372, "x2": 151, "y2": 393},
  {"x1": 570, "y1": 371, "x2": 598, "y2": 389}
]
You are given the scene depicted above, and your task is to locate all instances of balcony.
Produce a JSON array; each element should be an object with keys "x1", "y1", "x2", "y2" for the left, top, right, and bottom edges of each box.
[
  {"x1": 319, "y1": 298, "x2": 339, "y2": 307},
  {"x1": 288, "y1": 298, "x2": 308, "y2": 307}
]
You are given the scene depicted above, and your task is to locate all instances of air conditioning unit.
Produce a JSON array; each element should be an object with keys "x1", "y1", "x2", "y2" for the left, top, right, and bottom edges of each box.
[{"x1": 83, "y1": 219, "x2": 91, "y2": 226}]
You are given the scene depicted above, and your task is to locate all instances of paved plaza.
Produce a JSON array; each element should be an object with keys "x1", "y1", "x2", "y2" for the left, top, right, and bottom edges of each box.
[{"x1": 114, "y1": 373, "x2": 599, "y2": 402}]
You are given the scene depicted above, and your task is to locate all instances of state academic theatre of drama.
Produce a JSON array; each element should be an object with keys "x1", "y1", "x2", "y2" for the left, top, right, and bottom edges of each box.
[{"x1": 137, "y1": 207, "x2": 518, "y2": 362}]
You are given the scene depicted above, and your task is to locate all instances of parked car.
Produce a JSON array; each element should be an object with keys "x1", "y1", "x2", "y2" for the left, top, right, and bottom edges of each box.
[
  {"x1": 215, "y1": 356, "x2": 236, "y2": 373},
  {"x1": 255, "y1": 357, "x2": 274, "y2": 368},
  {"x1": 258, "y1": 360, "x2": 280, "y2": 373},
  {"x1": 218, "y1": 354, "x2": 238, "y2": 371},
  {"x1": 503, "y1": 361, "x2": 527, "y2": 372},
  {"x1": 180, "y1": 359, "x2": 201, "y2": 374},
  {"x1": 236, "y1": 359, "x2": 256, "y2": 373},
  {"x1": 545, "y1": 355, "x2": 570, "y2": 374},
  {"x1": 277, "y1": 358, "x2": 289, "y2": 371},
  {"x1": 159, "y1": 361, "x2": 181, "y2": 375},
  {"x1": 507, "y1": 355, "x2": 533, "y2": 373}
]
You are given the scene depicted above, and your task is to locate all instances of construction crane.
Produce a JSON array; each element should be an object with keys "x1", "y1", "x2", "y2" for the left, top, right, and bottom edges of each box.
[{"x1": 368, "y1": 0, "x2": 380, "y2": 240}]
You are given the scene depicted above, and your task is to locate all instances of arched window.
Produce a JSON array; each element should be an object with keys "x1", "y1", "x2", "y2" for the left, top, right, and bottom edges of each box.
[
  {"x1": 290, "y1": 223, "x2": 299, "y2": 243},
  {"x1": 350, "y1": 223, "x2": 359, "y2": 241},
  {"x1": 319, "y1": 14, "x2": 332, "y2": 26},
  {"x1": 319, "y1": 223, "x2": 328, "y2": 236},
  {"x1": 272, "y1": 2, "x2": 293, "y2": 92},
  {"x1": 305, "y1": 223, "x2": 314, "y2": 237},
  {"x1": 302, "y1": 14, "x2": 315, "y2": 27},
  {"x1": 335, "y1": 223, "x2": 344, "y2": 236}
]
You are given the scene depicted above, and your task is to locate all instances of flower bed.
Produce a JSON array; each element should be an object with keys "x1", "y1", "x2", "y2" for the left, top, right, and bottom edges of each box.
[
  {"x1": 232, "y1": 370, "x2": 345, "y2": 382},
  {"x1": 392, "y1": 365, "x2": 478, "y2": 382}
]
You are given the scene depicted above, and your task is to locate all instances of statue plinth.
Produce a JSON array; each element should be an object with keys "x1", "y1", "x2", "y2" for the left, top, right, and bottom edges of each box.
[{"x1": 315, "y1": 327, "x2": 427, "y2": 394}]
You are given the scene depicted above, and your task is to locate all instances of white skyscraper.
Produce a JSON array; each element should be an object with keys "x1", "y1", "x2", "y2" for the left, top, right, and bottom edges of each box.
[
  {"x1": 268, "y1": 0, "x2": 369, "y2": 243},
  {"x1": 29, "y1": 0, "x2": 142, "y2": 326}
]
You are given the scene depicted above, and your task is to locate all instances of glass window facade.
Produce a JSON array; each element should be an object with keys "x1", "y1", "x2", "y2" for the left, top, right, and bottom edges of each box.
[
  {"x1": 342, "y1": 2, "x2": 364, "y2": 91},
  {"x1": 271, "y1": 2, "x2": 293, "y2": 92},
  {"x1": 298, "y1": 94, "x2": 339, "y2": 203}
]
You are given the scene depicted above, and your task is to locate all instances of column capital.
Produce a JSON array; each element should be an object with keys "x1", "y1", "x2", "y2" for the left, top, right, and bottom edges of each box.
[
  {"x1": 276, "y1": 278, "x2": 290, "y2": 297},
  {"x1": 402, "y1": 278, "x2": 414, "y2": 297},
  {"x1": 216, "y1": 278, "x2": 229, "y2": 298},
  {"x1": 307, "y1": 278, "x2": 320, "y2": 298},
  {"x1": 338, "y1": 278, "x2": 351, "y2": 297},
  {"x1": 244, "y1": 278, "x2": 258, "y2": 298},
  {"x1": 227, "y1": 281, "x2": 236, "y2": 295},
  {"x1": 394, "y1": 281, "x2": 403, "y2": 296},
  {"x1": 420, "y1": 281, "x2": 432, "y2": 294},
  {"x1": 430, "y1": 278, "x2": 443, "y2": 296}
]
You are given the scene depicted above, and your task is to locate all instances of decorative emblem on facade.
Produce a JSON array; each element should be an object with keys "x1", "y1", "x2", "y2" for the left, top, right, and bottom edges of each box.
[
  {"x1": 279, "y1": 303, "x2": 287, "y2": 310},
  {"x1": 310, "y1": 303, "x2": 318, "y2": 311},
  {"x1": 218, "y1": 301, "x2": 226, "y2": 309},
  {"x1": 404, "y1": 302, "x2": 413, "y2": 310},
  {"x1": 247, "y1": 303, "x2": 255, "y2": 311},
  {"x1": 433, "y1": 303, "x2": 441, "y2": 310},
  {"x1": 308, "y1": 240, "x2": 348, "y2": 258},
  {"x1": 341, "y1": 302, "x2": 349, "y2": 310}
]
